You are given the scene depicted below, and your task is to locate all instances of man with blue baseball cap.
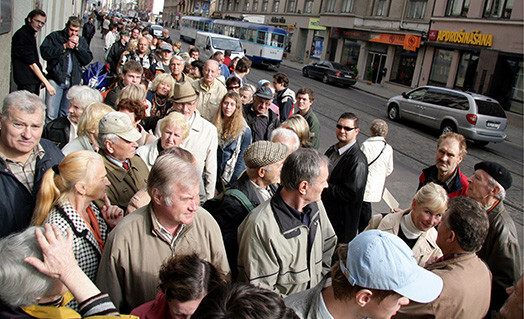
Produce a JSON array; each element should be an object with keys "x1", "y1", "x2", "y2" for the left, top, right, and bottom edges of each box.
[{"x1": 285, "y1": 230, "x2": 443, "y2": 319}]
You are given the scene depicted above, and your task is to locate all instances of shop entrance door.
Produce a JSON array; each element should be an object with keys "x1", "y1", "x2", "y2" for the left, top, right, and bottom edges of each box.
[{"x1": 366, "y1": 52, "x2": 387, "y2": 83}]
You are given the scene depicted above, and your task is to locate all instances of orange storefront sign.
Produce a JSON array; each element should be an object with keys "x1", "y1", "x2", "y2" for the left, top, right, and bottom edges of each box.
[{"x1": 369, "y1": 33, "x2": 421, "y2": 51}]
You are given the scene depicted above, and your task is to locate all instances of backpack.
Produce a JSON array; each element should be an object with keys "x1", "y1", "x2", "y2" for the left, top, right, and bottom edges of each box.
[
  {"x1": 82, "y1": 62, "x2": 110, "y2": 91},
  {"x1": 203, "y1": 188, "x2": 255, "y2": 216}
]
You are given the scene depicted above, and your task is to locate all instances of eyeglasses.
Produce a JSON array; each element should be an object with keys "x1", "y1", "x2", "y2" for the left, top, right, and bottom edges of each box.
[
  {"x1": 336, "y1": 124, "x2": 357, "y2": 131},
  {"x1": 228, "y1": 85, "x2": 240, "y2": 89}
]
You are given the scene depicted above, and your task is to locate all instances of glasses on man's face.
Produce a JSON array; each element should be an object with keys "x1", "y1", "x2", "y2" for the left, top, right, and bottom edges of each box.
[
  {"x1": 228, "y1": 85, "x2": 240, "y2": 90},
  {"x1": 336, "y1": 124, "x2": 357, "y2": 131}
]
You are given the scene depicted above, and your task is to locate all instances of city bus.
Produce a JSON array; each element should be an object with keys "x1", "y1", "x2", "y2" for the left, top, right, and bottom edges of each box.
[{"x1": 180, "y1": 16, "x2": 214, "y2": 43}]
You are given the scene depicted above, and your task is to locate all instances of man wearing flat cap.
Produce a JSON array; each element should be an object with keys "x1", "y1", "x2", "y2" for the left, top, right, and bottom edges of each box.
[
  {"x1": 205, "y1": 140, "x2": 288, "y2": 278},
  {"x1": 243, "y1": 86, "x2": 280, "y2": 142},
  {"x1": 155, "y1": 42, "x2": 173, "y2": 74},
  {"x1": 466, "y1": 161, "x2": 521, "y2": 316},
  {"x1": 172, "y1": 81, "x2": 218, "y2": 201},
  {"x1": 238, "y1": 148, "x2": 336, "y2": 296},
  {"x1": 97, "y1": 111, "x2": 149, "y2": 210}
]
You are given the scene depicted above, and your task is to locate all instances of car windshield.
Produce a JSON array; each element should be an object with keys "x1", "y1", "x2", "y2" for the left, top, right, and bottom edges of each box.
[
  {"x1": 212, "y1": 38, "x2": 242, "y2": 51},
  {"x1": 331, "y1": 62, "x2": 350, "y2": 71},
  {"x1": 475, "y1": 100, "x2": 507, "y2": 118},
  {"x1": 152, "y1": 26, "x2": 162, "y2": 30}
]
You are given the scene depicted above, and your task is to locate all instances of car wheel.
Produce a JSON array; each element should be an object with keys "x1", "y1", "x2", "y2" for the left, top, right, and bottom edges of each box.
[
  {"x1": 322, "y1": 74, "x2": 329, "y2": 84},
  {"x1": 474, "y1": 140, "x2": 489, "y2": 147},
  {"x1": 387, "y1": 104, "x2": 400, "y2": 121},
  {"x1": 302, "y1": 68, "x2": 309, "y2": 77},
  {"x1": 440, "y1": 121, "x2": 457, "y2": 135}
]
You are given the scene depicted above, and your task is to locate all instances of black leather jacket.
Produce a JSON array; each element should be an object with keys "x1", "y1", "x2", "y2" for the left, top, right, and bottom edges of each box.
[
  {"x1": 243, "y1": 103, "x2": 280, "y2": 142},
  {"x1": 322, "y1": 141, "x2": 368, "y2": 243}
]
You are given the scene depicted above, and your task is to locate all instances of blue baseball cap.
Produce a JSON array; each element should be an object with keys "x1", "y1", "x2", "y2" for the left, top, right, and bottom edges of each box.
[{"x1": 340, "y1": 230, "x2": 443, "y2": 303}]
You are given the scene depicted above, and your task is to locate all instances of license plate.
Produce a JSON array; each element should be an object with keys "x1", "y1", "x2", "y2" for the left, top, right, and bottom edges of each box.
[
  {"x1": 344, "y1": 75, "x2": 353, "y2": 78},
  {"x1": 486, "y1": 121, "x2": 500, "y2": 129}
]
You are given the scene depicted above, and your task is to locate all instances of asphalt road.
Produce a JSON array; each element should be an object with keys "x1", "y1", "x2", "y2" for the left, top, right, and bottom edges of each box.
[{"x1": 89, "y1": 26, "x2": 523, "y2": 264}]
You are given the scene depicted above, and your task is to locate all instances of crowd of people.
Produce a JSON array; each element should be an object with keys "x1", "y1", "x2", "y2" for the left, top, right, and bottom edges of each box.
[{"x1": 2, "y1": 8, "x2": 522, "y2": 319}]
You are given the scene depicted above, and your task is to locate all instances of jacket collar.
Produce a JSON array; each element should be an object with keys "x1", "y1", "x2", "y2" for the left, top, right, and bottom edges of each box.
[{"x1": 270, "y1": 190, "x2": 320, "y2": 239}]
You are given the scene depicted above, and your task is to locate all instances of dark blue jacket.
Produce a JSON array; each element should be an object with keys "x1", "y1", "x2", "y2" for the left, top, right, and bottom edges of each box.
[
  {"x1": 40, "y1": 28, "x2": 93, "y2": 85},
  {"x1": 0, "y1": 139, "x2": 64, "y2": 238}
]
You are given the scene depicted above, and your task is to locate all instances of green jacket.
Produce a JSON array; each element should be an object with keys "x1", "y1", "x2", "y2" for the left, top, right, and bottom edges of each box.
[
  {"x1": 302, "y1": 109, "x2": 320, "y2": 150},
  {"x1": 237, "y1": 193, "x2": 337, "y2": 296},
  {"x1": 96, "y1": 153, "x2": 149, "y2": 210}
]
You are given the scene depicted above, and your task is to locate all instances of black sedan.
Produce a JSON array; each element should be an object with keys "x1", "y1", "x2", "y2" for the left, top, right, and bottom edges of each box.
[{"x1": 302, "y1": 60, "x2": 357, "y2": 87}]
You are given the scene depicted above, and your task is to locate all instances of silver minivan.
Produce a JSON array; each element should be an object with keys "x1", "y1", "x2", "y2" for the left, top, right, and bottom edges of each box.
[{"x1": 387, "y1": 86, "x2": 507, "y2": 146}]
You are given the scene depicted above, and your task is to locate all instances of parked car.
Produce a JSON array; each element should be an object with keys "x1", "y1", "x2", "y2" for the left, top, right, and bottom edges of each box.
[
  {"x1": 151, "y1": 24, "x2": 163, "y2": 37},
  {"x1": 387, "y1": 86, "x2": 507, "y2": 146},
  {"x1": 302, "y1": 60, "x2": 357, "y2": 87}
]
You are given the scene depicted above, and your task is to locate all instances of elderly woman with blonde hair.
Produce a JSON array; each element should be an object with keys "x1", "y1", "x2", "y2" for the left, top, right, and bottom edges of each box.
[
  {"x1": 146, "y1": 73, "x2": 175, "y2": 117},
  {"x1": 365, "y1": 182, "x2": 448, "y2": 266},
  {"x1": 136, "y1": 111, "x2": 190, "y2": 170},
  {"x1": 31, "y1": 151, "x2": 123, "y2": 284},
  {"x1": 281, "y1": 114, "x2": 312, "y2": 148},
  {"x1": 61, "y1": 102, "x2": 114, "y2": 155}
]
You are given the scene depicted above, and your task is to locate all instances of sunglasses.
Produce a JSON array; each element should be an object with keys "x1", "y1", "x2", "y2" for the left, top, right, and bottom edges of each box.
[
  {"x1": 228, "y1": 85, "x2": 240, "y2": 89},
  {"x1": 336, "y1": 124, "x2": 357, "y2": 131}
]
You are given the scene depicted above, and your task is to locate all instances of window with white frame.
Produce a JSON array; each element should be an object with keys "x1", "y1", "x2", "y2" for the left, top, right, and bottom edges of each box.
[
  {"x1": 341, "y1": 0, "x2": 354, "y2": 12},
  {"x1": 272, "y1": 0, "x2": 280, "y2": 12},
  {"x1": 484, "y1": 0, "x2": 513, "y2": 18},
  {"x1": 445, "y1": 0, "x2": 469, "y2": 16},
  {"x1": 253, "y1": 0, "x2": 258, "y2": 11},
  {"x1": 244, "y1": 0, "x2": 250, "y2": 11},
  {"x1": 406, "y1": 0, "x2": 427, "y2": 18},
  {"x1": 325, "y1": 0, "x2": 336, "y2": 12},
  {"x1": 304, "y1": 0, "x2": 314, "y2": 13},
  {"x1": 262, "y1": 0, "x2": 268, "y2": 11}
]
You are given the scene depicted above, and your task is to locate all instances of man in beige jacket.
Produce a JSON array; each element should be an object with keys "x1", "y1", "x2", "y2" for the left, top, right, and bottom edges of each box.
[
  {"x1": 97, "y1": 153, "x2": 229, "y2": 313},
  {"x1": 192, "y1": 59, "x2": 227, "y2": 122}
]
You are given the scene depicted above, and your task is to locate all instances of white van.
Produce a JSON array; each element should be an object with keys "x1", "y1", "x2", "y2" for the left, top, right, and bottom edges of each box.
[{"x1": 195, "y1": 31, "x2": 245, "y2": 61}]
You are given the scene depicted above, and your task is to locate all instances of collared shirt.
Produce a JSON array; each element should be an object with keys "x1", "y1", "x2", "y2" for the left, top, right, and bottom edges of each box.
[
  {"x1": 426, "y1": 165, "x2": 458, "y2": 190},
  {"x1": 105, "y1": 154, "x2": 129, "y2": 170},
  {"x1": 327, "y1": 140, "x2": 355, "y2": 172},
  {"x1": 249, "y1": 180, "x2": 274, "y2": 202},
  {"x1": 151, "y1": 211, "x2": 185, "y2": 256},
  {"x1": 67, "y1": 115, "x2": 78, "y2": 142},
  {"x1": 0, "y1": 144, "x2": 45, "y2": 192}
]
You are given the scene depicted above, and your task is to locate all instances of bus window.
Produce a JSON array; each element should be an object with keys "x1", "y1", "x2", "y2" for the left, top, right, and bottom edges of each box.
[
  {"x1": 270, "y1": 33, "x2": 285, "y2": 48},
  {"x1": 257, "y1": 31, "x2": 266, "y2": 45},
  {"x1": 204, "y1": 22, "x2": 211, "y2": 32},
  {"x1": 247, "y1": 29, "x2": 256, "y2": 42},
  {"x1": 240, "y1": 28, "x2": 247, "y2": 40},
  {"x1": 234, "y1": 26, "x2": 241, "y2": 38}
]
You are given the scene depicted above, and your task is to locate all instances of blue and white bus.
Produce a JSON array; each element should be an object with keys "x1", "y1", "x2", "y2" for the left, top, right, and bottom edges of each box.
[
  {"x1": 180, "y1": 16, "x2": 214, "y2": 43},
  {"x1": 211, "y1": 19, "x2": 286, "y2": 67},
  {"x1": 180, "y1": 16, "x2": 287, "y2": 67}
]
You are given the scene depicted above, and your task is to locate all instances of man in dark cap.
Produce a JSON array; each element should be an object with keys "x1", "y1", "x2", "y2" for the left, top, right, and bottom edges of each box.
[
  {"x1": 204, "y1": 140, "x2": 288, "y2": 278},
  {"x1": 466, "y1": 161, "x2": 520, "y2": 316},
  {"x1": 243, "y1": 86, "x2": 280, "y2": 142}
]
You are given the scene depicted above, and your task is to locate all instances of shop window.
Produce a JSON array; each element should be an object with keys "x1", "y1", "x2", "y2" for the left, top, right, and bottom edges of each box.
[
  {"x1": 428, "y1": 48, "x2": 454, "y2": 86},
  {"x1": 261, "y1": 0, "x2": 268, "y2": 11},
  {"x1": 304, "y1": 0, "x2": 314, "y2": 13},
  {"x1": 325, "y1": 0, "x2": 336, "y2": 12},
  {"x1": 484, "y1": 0, "x2": 513, "y2": 18},
  {"x1": 445, "y1": 0, "x2": 469, "y2": 17},
  {"x1": 272, "y1": 0, "x2": 280, "y2": 12},
  {"x1": 253, "y1": 0, "x2": 258, "y2": 11},
  {"x1": 341, "y1": 0, "x2": 354, "y2": 12},
  {"x1": 406, "y1": 0, "x2": 427, "y2": 19},
  {"x1": 376, "y1": 0, "x2": 388, "y2": 16},
  {"x1": 390, "y1": 47, "x2": 417, "y2": 86},
  {"x1": 340, "y1": 40, "x2": 360, "y2": 68},
  {"x1": 243, "y1": 0, "x2": 250, "y2": 11},
  {"x1": 455, "y1": 52, "x2": 479, "y2": 90}
]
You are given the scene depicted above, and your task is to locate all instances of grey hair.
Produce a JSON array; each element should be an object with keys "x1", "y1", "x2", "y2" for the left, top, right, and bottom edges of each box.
[
  {"x1": 487, "y1": 175, "x2": 506, "y2": 200},
  {"x1": 2, "y1": 90, "x2": 45, "y2": 120},
  {"x1": 0, "y1": 226, "x2": 55, "y2": 307},
  {"x1": 240, "y1": 84, "x2": 256, "y2": 93},
  {"x1": 271, "y1": 127, "x2": 300, "y2": 152},
  {"x1": 147, "y1": 153, "x2": 200, "y2": 201},
  {"x1": 369, "y1": 119, "x2": 388, "y2": 137},
  {"x1": 97, "y1": 133, "x2": 120, "y2": 152},
  {"x1": 204, "y1": 59, "x2": 219, "y2": 69},
  {"x1": 66, "y1": 85, "x2": 103, "y2": 109},
  {"x1": 280, "y1": 148, "x2": 328, "y2": 190}
]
